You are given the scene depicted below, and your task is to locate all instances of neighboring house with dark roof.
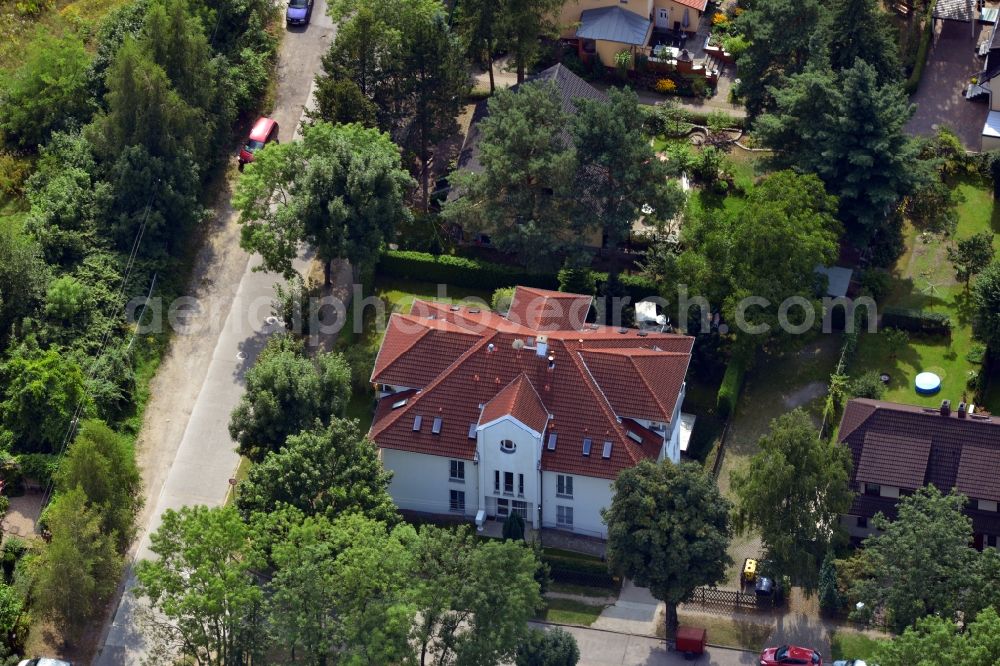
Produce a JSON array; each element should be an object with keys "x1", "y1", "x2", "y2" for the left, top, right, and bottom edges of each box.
[
  {"x1": 368, "y1": 286, "x2": 695, "y2": 539},
  {"x1": 838, "y1": 398, "x2": 1000, "y2": 550}
]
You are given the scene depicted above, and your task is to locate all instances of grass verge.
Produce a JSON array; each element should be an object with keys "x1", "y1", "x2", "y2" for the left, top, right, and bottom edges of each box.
[
  {"x1": 537, "y1": 598, "x2": 608, "y2": 626},
  {"x1": 830, "y1": 629, "x2": 881, "y2": 661}
]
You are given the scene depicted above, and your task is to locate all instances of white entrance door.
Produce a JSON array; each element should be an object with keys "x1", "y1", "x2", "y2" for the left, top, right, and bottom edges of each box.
[{"x1": 655, "y1": 8, "x2": 669, "y2": 29}]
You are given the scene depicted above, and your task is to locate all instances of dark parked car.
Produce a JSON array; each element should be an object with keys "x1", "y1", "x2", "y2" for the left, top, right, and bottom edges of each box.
[{"x1": 286, "y1": 0, "x2": 313, "y2": 25}]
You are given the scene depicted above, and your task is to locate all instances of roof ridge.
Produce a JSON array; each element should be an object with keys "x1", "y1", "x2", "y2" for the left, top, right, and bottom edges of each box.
[{"x1": 370, "y1": 333, "x2": 496, "y2": 439}]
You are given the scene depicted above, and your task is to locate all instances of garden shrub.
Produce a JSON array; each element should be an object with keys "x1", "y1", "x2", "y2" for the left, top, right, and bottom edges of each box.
[
  {"x1": 542, "y1": 551, "x2": 618, "y2": 588},
  {"x1": 716, "y1": 353, "x2": 748, "y2": 419},
  {"x1": 881, "y1": 306, "x2": 952, "y2": 334},
  {"x1": 378, "y1": 250, "x2": 557, "y2": 291},
  {"x1": 903, "y1": 4, "x2": 936, "y2": 94},
  {"x1": 849, "y1": 370, "x2": 886, "y2": 400},
  {"x1": 655, "y1": 78, "x2": 677, "y2": 94},
  {"x1": 15, "y1": 454, "x2": 59, "y2": 486},
  {"x1": 0, "y1": 154, "x2": 32, "y2": 197},
  {"x1": 491, "y1": 286, "x2": 515, "y2": 313}
]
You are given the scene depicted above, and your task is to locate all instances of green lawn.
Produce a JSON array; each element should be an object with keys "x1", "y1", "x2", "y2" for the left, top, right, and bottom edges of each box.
[
  {"x1": 537, "y1": 598, "x2": 607, "y2": 626},
  {"x1": 548, "y1": 581, "x2": 619, "y2": 598},
  {"x1": 666, "y1": 612, "x2": 774, "y2": 651},
  {"x1": 851, "y1": 176, "x2": 1000, "y2": 412},
  {"x1": 830, "y1": 630, "x2": 882, "y2": 661}
]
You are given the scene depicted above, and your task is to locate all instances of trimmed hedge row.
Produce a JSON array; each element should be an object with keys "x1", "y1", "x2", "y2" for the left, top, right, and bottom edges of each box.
[
  {"x1": 881, "y1": 306, "x2": 951, "y2": 335},
  {"x1": 542, "y1": 551, "x2": 619, "y2": 588},
  {"x1": 904, "y1": 0, "x2": 937, "y2": 95},
  {"x1": 716, "y1": 353, "x2": 748, "y2": 420},
  {"x1": 377, "y1": 250, "x2": 660, "y2": 302}
]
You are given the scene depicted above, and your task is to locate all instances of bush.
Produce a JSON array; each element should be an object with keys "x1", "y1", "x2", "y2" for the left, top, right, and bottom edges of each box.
[
  {"x1": 491, "y1": 286, "x2": 516, "y2": 313},
  {"x1": 858, "y1": 269, "x2": 891, "y2": 302},
  {"x1": 849, "y1": 371, "x2": 886, "y2": 400},
  {"x1": 0, "y1": 154, "x2": 32, "y2": 197},
  {"x1": 716, "y1": 353, "x2": 748, "y2": 420},
  {"x1": 516, "y1": 627, "x2": 580, "y2": 666},
  {"x1": 722, "y1": 35, "x2": 749, "y2": 58},
  {"x1": 542, "y1": 551, "x2": 617, "y2": 588},
  {"x1": 881, "y1": 306, "x2": 952, "y2": 335},
  {"x1": 16, "y1": 454, "x2": 59, "y2": 486},
  {"x1": 342, "y1": 344, "x2": 377, "y2": 395},
  {"x1": 967, "y1": 343, "x2": 987, "y2": 365}
]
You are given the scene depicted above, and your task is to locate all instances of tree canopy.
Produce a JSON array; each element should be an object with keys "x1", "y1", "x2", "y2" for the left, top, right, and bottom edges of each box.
[
  {"x1": 872, "y1": 606, "x2": 1000, "y2": 666},
  {"x1": 973, "y1": 261, "x2": 1000, "y2": 351},
  {"x1": 235, "y1": 120, "x2": 413, "y2": 283},
  {"x1": 228, "y1": 335, "x2": 351, "y2": 461},
  {"x1": 603, "y1": 460, "x2": 731, "y2": 635},
  {"x1": 730, "y1": 409, "x2": 853, "y2": 589},
  {"x1": 236, "y1": 418, "x2": 398, "y2": 524}
]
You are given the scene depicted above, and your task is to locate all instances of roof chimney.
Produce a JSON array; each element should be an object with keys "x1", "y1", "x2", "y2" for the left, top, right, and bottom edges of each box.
[
  {"x1": 958, "y1": 401, "x2": 967, "y2": 418},
  {"x1": 547, "y1": 354, "x2": 555, "y2": 370},
  {"x1": 940, "y1": 399, "x2": 951, "y2": 416},
  {"x1": 487, "y1": 343, "x2": 495, "y2": 353}
]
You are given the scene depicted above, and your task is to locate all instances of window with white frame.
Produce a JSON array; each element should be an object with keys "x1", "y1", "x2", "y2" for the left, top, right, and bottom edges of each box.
[
  {"x1": 504, "y1": 471, "x2": 514, "y2": 494},
  {"x1": 449, "y1": 490, "x2": 465, "y2": 513},
  {"x1": 449, "y1": 460, "x2": 464, "y2": 482},
  {"x1": 556, "y1": 505, "x2": 573, "y2": 527},
  {"x1": 518, "y1": 473, "x2": 524, "y2": 497},
  {"x1": 556, "y1": 474, "x2": 573, "y2": 498}
]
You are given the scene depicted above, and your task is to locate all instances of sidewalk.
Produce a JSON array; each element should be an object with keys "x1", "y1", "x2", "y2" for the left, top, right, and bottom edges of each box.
[
  {"x1": 531, "y1": 622, "x2": 758, "y2": 665},
  {"x1": 592, "y1": 579, "x2": 663, "y2": 635}
]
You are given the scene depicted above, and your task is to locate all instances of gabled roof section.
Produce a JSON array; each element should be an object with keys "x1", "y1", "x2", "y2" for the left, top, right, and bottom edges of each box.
[
  {"x1": 479, "y1": 374, "x2": 549, "y2": 433},
  {"x1": 371, "y1": 313, "x2": 483, "y2": 388},
  {"x1": 578, "y1": 347, "x2": 691, "y2": 423},
  {"x1": 838, "y1": 398, "x2": 1000, "y2": 501},
  {"x1": 674, "y1": 0, "x2": 709, "y2": 10},
  {"x1": 577, "y1": 6, "x2": 652, "y2": 46},
  {"x1": 506, "y1": 286, "x2": 593, "y2": 331},
  {"x1": 857, "y1": 431, "x2": 931, "y2": 489}
]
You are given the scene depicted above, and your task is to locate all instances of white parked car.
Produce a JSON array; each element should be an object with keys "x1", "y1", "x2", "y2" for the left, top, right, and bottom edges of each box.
[
  {"x1": 832, "y1": 660, "x2": 868, "y2": 666},
  {"x1": 18, "y1": 659, "x2": 74, "y2": 666}
]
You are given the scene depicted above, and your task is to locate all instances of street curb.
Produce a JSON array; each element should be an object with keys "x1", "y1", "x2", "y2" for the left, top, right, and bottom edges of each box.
[{"x1": 530, "y1": 619, "x2": 757, "y2": 654}]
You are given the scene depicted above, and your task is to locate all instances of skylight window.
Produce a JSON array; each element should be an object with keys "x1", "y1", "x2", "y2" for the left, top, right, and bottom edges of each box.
[
  {"x1": 392, "y1": 398, "x2": 408, "y2": 409},
  {"x1": 413, "y1": 415, "x2": 422, "y2": 431},
  {"x1": 468, "y1": 423, "x2": 477, "y2": 439},
  {"x1": 547, "y1": 433, "x2": 558, "y2": 450},
  {"x1": 432, "y1": 417, "x2": 442, "y2": 434},
  {"x1": 627, "y1": 430, "x2": 642, "y2": 443},
  {"x1": 602, "y1": 441, "x2": 613, "y2": 458},
  {"x1": 582, "y1": 438, "x2": 592, "y2": 456}
]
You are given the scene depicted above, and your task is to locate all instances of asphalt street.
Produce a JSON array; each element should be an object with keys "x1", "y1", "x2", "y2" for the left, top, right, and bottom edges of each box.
[{"x1": 93, "y1": 5, "x2": 336, "y2": 663}]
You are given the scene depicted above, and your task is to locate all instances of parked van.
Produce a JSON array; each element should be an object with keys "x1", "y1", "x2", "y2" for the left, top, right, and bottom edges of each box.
[{"x1": 238, "y1": 117, "x2": 279, "y2": 168}]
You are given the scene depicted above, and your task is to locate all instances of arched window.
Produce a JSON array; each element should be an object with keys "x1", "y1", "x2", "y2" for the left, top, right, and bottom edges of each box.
[{"x1": 499, "y1": 439, "x2": 516, "y2": 454}]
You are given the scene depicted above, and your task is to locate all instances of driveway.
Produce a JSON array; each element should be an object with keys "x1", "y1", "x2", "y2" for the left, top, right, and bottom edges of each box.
[
  {"x1": 531, "y1": 623, "x2": 758, "y2": 666},
  {"x1": 93, "y1": 6, "x2": 337, "y2": 664},
  {"x1": 906, "y1": 18, "x2": 989, "y2": 150}
]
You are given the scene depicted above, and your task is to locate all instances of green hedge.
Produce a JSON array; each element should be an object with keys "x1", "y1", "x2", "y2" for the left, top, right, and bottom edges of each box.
[
  {"x1": 17, "y1": 453, "x2": 60, "y2": 485},
  {"x1": 379, "y1": 250, "x2": 557, "y2": 291},
  {"x1": 542, "y1": 551, "x2": 619, "y2": 588},
  {"x1": 378, "y1": 250, "x2": 660, "y2": 302},
  {"x1": 881, "y1": 306, "x2": 951, "y2": 335},
  {"x1": 904, "y1": 0, "x2": 937, "y2": 95},
  {"x1": 716, "y1": 353, "x2": 748, "y2": 420}
]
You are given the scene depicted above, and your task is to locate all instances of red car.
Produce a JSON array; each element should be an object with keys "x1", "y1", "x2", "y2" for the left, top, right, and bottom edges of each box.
[
  {"x1": 238, "y1": 117, "x2": 279, "y2": 168},
  {"x1": 760, "y1": 645, "x2": 822, "y2": 666}
]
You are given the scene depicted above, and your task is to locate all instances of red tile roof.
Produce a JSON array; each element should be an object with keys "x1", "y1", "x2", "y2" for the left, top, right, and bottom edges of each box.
[
  {"x1": 371, "y1": 315, "x2": 482, "y2": 388},
  {"x1": 506, "y1": 286, "x2": 594, "y2": 331},
  {"x1": 480, "y1": 374, "x2": 550, "y2": 433},
  {"x1": 674, "y1": 0, "x2": 709, "y2": 11},
  {"x1": 369, "y1": 286, "x2": 694, "y2": 479}
]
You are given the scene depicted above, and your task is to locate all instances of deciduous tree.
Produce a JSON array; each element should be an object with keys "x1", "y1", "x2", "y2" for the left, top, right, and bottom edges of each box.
[
  {"x1": 0, "y1": 33, "x2": 92, "y2": 150},
  {"x1": 236, "y1": 418, "x2": 397, "y2": 524},
  {"x1": 973, "y1": 261, "x2": 1000, "y2": 351},
  {"x1": 871, "y1": 606, "x2": 1000, "y2": 666},
  {"x1": 0, "y1": 221, "x2": 49, "y2": 348},
  {"x1": 135, "y1": 506, "x2": 265, "y2": 665},
  {"x1": 516, "y1": 627, "x2": 580, "y2": 666},
  {"x1": 234, "y1": 121, "x2": 412, "y2": 283},
  {"x1": 850, "y1": 486, "x2": 976, "y2": 633},
  {"x1": 228, "y1": 335, "x2": 351, "y2": 461},
  {"x1": 502, "y1": 0, "x2": 563, "y2": 82},
  {"x1": 603, "y1": 460, "x2": 731, "y2": 636},
  {"x1": 730, "y1": 409, "x2": 853, "y2": 590},
  {"x1": 947, "y1": 231, "x2": 995, "y2": 288}
]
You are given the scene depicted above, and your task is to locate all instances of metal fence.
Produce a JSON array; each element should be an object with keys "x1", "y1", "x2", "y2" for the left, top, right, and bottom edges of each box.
[{"x1": 684, "y1": 586, "x2": 761, "y2": 611}]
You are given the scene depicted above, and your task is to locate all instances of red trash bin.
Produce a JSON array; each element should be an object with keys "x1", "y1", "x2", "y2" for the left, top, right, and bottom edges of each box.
[{"x1": 675, "y1": 625, "x2": 707, "y2": 657}]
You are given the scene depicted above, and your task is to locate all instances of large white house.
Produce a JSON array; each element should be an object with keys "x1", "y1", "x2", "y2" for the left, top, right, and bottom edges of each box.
[{"x1": 369, "y1": 286, "x2": 694, "y2": 539}]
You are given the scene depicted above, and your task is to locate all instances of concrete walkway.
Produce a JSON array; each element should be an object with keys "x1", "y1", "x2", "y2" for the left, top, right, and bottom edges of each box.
[
  {"x1": 592, "y1": 579, "x2": 663, "y2": 635},
  {"x1": 531, "y1": 622, "x2": 758, "y2": 665}
]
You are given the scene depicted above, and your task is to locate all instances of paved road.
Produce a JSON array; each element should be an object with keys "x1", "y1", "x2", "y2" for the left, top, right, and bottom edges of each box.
[
  {"x1": 532, "y1": 623, "x2": 758, "y2": 666},
  {"x1": 94, "y1": 6, "x2": 336, "y2": 664}
]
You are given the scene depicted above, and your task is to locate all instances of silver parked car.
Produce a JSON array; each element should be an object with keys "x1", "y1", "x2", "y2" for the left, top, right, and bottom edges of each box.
[{"x1": 18, "y1": 659, "x2": 74, "y2": 666}]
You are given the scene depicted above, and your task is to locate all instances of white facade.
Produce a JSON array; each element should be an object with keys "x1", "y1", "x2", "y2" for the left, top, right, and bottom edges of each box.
[
  {"x1": 476, "y1": 415, "x2": 545, "y2": 529},
  {"x1": 381, "y1": 448, "x2": 479, "y2": 518},
  {"x1": 541, "y1": 471, "x2": 614, "y2": 539}
]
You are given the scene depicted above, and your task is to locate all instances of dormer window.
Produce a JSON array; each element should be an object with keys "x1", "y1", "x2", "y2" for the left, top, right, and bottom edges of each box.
[{"x1": 500, "y1": 439, "x2": 516, "y2": 454}]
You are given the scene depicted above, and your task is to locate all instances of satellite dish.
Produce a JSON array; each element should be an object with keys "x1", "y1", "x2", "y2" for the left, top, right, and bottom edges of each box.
[{"x1": 512, "y1": 339, "x2": 525, "y2": 350}]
